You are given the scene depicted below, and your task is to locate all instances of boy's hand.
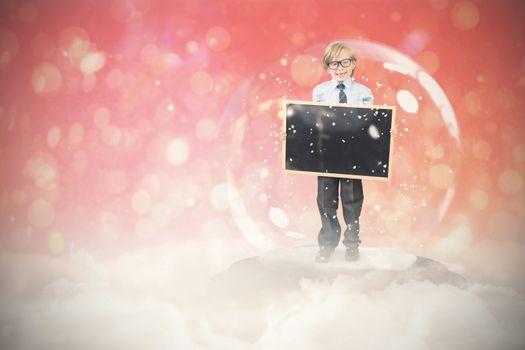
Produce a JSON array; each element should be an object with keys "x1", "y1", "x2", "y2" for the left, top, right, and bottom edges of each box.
[
  {"x1": 280, "y1": 131, "x2": 287, "y2": 142},
  {"x1": 390, "y1": 125, "x2": 398, "y2": 137}
]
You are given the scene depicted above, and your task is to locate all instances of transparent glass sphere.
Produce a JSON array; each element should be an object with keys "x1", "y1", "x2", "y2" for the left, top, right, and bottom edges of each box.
[{"x1": 223, "y1": 40, "x2": 460, "y2": 251}]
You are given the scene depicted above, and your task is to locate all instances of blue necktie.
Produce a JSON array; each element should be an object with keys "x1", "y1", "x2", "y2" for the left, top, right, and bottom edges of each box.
[{"x1": 337, "y1": 82, "x2": 347, "y2": 103}]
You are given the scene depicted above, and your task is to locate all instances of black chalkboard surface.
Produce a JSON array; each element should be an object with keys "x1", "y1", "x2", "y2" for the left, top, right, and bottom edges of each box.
[{"x1": 282, "y1": 100, "x2": 395, "y2": 180}]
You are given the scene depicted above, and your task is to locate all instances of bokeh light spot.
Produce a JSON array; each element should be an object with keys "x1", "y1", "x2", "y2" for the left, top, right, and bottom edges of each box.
[
  {"x1": 195, "y1": 118, "x2": 219, "y2": 142},
  {"x1": 80, "y1": 51, "x2": 107, "y2": 75},
  {"x1": 496, "y1": 87, "x2": 514, "y2": 110},
  {"x1": 415, "y1": 50, "x2": 440, "y2": 74},
  {"x1": 190, "y1": 71, "x2": 214, "y2": 95},
  {"x1": 101, "y1": 125, "x2": 122, "y2": 145},
  {"x1": 132, "y1": 190, "x2": 152, "y2": 215},
  {"x1": 32, "y1": 62, "x2": 62, "y2": 96},
  {"x1": 25, "y1": 152, "x2": 57, "y2": 189},
  {"x1": 385, "y1": 210, "x2": 412, "y2": 235},
  {"x1": 429, "y1": 163, "x2": 454, "y2": 189},
  {"x1": 393, "y1": 194, "x2": 413, "y2": 211},
  {"x1": 159, "y1": 52, "x2": 181, "y2": 71},
  {"x1": 290, "y1": 54, "x2": 323, "y2": 87},
  {"x1": 513, "y1": 145, "x2": 525, "y2": 163},
  {"x1": 186, "y1": 41, "x2": 199, "y2": 54},
  {"x1": 94, "y1": 107, "x2": 111, "y2": 128},
  {"x1": 288, "y1": 0, "x2": 318, "y2": 26},
  {"x1": 396, "y1": 90, "x2": 419, "y2": 114},
  {"x1": 72, "y1": 151, "x2": 88, "y2": 174},
  {"x1": 166, "y1": 138, "x2": 190, "y2": 166},
  {"x1": 58, "y1": 26, "x2": 90, "y2": 59},
  {"x1": 206, "y1": 26, "x2": 231, "y2": 52},
  {"x1": 290, "y1": 32, "x2": 306, "y2": 47},
  {"x1": 519, "y1": 76, "x2": 525, "y2": 88},
  {"x1": 18, "y1": 2, "x2": 39, "y2": 23},
  {"x1": 463, "y1": 91, "x2": 481, "y2": 115},
  {"x1": 135, "y1": 218, "x2": 156, "y2": 239},
  {"x1": 105, "y1": 68, "x2": 124, "y2": 89},
  {"x1": 28, "y1": 199, "x2": 55, "y2": 228},
  {"x1": 452, "y1": 1, "x2": 480, "y2": 30},
  {"x1": 140, "y1": 43, "x2": 158, "y2": 65},
  {"x1": 498, "y1": 170, "x2": 523, "y2": 195},
  {"x1": 425, "y1": 144, "x2": 444, "y2": 160},
  {"x1": 469, "y1": 189, "x2": 488, "y2": 210},
  {"x1": 150, "y1": 202, "x2": 172, "y2": 227},
  {"x1": 110, "y1": 0, "x2": 151, "y2": 22},
  {"x1": 209, "y1": 183, "x2": 230, "y2": 211},
  {"x1": 0, "y1": 29, "x2": 19, "y2": 69},
  {"x1": 155, "y1": 98, "x2": 176, "y2": 123},
  {"x1": 259, "y1": 168, "x2": 269, "y2": 179},
  {"x1": 81, "y1": 73, "x2": 97, "y2": 92},
  {"x1": 391, "y1": 12, "x2": 402, "y2": 22},
  {"x1": 472, "y1": 140, "x2": 492, "y2": 160},
  {"x1": 430, "y1": 0, "x2": 449, "y2": 11},
  {"x1": 402, "y1": 30, "x2": 428, "y2": 55},
  {"x1": 47, "y1": 126, "x2": 61, "y2": 148},
  {"x1": 104, "y1": 169, "x2": 128, "y2": 194},
  {"x1": 48, "y1": 231, "x2": 65, "y2": 255},
  {"x1": 68, "y1": 123, "x2": 84, "y2": 145}
]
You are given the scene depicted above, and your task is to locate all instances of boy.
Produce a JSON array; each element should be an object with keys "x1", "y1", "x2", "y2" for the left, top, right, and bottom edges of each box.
[{"x1": 312, "y1": 41, "x2": 374, "y2": 262}]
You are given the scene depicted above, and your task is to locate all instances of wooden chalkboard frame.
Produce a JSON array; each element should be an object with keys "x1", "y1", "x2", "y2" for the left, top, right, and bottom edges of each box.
[{"x1": 282, "y1": 99, "x2": 396, "y2": 181}]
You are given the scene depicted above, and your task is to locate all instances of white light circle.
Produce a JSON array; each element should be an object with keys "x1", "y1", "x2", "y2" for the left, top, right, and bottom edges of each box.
[
  {"x1": 269, "y1": 207, "x2": 289, "y2": 229},
  {"x1": 396, "y1": 90, "x2": 419, "y2": 114},
  {"x1": 166, "y1": 139, "x2": 189, "y2": 166}
]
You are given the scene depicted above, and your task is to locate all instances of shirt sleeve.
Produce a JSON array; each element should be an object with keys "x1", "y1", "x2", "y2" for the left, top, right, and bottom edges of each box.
[
  {"x1": 312, "y1": 85, "x2": 323, "y2": 102},
  {"x1": 361, "y1": 87, "x2": 374, "y2": 105}
]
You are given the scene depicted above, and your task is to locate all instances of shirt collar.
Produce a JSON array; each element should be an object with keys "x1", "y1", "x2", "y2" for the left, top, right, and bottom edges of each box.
[{"x1": 331, "y1": 78, "x2": 353, "y2": 89}]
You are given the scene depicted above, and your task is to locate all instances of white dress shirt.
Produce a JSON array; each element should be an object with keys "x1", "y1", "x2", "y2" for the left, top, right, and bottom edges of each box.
[{"x1": 312, "y1": 78, "x2": 374, "y2": 105}]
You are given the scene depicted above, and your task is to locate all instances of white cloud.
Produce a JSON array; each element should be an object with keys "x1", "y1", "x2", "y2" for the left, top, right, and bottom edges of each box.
[{"x1": 0, "y1": 237, "x2": 524, "y2": 350}]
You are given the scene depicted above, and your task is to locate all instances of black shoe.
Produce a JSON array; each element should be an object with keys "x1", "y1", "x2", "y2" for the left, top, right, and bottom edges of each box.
[
  {"x1": 315, "y1": 248, "x2": 333, "y2": 263},
  {"x1": 345, "y1": 246, "x2": 359, "y2": 261}
]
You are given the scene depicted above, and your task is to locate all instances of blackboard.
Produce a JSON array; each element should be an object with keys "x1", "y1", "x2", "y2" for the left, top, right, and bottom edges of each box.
[{"x1": 282, "y1": 100, "x2": 395, "y2": 180}]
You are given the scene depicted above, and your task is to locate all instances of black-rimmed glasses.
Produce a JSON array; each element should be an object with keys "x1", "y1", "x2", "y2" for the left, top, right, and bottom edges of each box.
[{"x1": 327, "y1": 58, "x2": 354, "y2": 70}]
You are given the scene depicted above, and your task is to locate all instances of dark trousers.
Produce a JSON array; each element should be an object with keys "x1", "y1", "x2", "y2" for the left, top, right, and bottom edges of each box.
[{"x1": 317, "y1": 176, "x2": 363, "y2": 250}]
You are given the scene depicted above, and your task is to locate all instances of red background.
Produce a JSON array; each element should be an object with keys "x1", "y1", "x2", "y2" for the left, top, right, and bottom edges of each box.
[{"x1": 0, "y1": 0, "x2": 524, "y2": 255}]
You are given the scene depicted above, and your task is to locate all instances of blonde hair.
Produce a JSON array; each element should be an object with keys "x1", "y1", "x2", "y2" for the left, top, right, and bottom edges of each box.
[{"x1": 323, "y1": 41, "x2": 357, "y2": 71}]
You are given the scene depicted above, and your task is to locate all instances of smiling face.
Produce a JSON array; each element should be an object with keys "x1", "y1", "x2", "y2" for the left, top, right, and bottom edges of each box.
[{"x1": 327, "y1": 49, "x2": 356, "y2": 82}]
